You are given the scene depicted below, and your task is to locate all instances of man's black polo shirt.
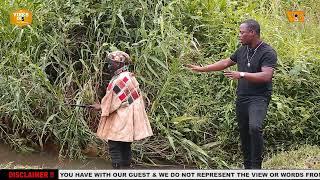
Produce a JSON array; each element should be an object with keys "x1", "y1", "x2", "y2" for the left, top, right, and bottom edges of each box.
[{"x1": 230, "y1": 42, "x2": 277, "y2": 97}]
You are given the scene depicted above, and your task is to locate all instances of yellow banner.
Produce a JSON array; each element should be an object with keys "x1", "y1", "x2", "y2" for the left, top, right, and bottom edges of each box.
[{"x1": 10, "y1": 9, "x2": 32, "y2": 27}]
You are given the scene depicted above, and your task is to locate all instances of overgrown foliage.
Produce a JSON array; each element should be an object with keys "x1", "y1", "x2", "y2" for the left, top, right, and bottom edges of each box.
[{"x1": 0, "y1": 0, "x2": 319, "y2": 168}]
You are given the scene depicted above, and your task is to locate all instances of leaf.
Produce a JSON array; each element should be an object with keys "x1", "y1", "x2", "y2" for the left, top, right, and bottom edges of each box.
[
  {"x1": 182, "y1": 138, "x2": 209, "y2": 158},
  {"x1": 144, "y1": 55, "x2": 159, "y2": 78},
  {"x1": 39, "y1": 113, "x2": 58, "y2": 150},
  {"x1": 149, "y1": 56, "x2": 168, "y2": 70},
  {"x1": 167, "y1": 133, "x2": 176, "y2": 152},
  {"x1": 202, "y1": 141, "x2": 221, "y2": 149}
]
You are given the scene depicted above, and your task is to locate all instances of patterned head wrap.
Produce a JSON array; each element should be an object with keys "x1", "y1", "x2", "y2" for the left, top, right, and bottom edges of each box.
[{"x1": 107, "y1": 51, "x2": 131, "y2": 64}]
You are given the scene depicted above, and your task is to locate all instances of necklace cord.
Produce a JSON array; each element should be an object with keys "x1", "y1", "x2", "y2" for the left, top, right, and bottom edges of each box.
[{"x1": 246, "y1": 41, "x2": 263, "y2": 67}]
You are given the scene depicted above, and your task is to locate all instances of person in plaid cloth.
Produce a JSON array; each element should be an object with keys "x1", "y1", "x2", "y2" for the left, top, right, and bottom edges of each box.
[{"x1": 92, "y1": 51, "x2": 153, "y2": 169}]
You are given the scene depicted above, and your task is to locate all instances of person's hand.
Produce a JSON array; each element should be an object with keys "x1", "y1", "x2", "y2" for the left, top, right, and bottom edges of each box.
[
  {"x1": 223, "y1": 70, "x2": 240, "y2": 80},
  {"x1": 90, "y1": 103, "x2": 101, "y2": 110},
  {"x1": 184, "y1": 64, "x2": 205, "y2": 72}
]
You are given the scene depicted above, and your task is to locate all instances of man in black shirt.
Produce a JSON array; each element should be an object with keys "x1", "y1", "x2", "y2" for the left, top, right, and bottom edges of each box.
[{"x1": 186, "y1": 19, "x2": 277, "y2": 169}]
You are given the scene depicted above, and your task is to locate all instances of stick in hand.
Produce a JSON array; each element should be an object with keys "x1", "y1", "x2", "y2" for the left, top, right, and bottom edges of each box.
[{"x1": 65, "y1": 103, "x2": 94, "y2": 108}]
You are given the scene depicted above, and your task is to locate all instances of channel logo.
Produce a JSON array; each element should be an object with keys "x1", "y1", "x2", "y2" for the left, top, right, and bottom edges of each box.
[{"x1": 10, "y1": 9, "x2": 32, "y2": 27}]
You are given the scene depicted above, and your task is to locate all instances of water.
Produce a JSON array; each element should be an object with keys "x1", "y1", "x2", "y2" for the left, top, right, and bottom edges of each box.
[
  {"x1": 0, "y1": 143, "x2": 191, "y2": 169},
  {"x1": 0, "y1": 143, "x2": 112, "y2": 169}
]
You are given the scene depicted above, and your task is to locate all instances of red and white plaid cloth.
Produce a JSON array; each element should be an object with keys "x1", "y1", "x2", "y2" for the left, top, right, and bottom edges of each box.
[{"x1": 96, "y1": 71, "x2": 153, "y2": 142}]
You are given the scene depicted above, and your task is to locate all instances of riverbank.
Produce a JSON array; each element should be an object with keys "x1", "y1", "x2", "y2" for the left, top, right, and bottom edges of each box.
[{"x1": 1, "y1": 144, "x2": 319, "y2": 169}]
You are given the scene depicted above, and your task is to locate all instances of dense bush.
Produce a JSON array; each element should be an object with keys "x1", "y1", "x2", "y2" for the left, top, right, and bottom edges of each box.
[{"x1": 0, "y1": 0, "x2": 319, "y2": 168}]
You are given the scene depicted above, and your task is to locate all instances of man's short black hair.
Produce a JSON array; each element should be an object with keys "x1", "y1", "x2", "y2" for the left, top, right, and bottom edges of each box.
[{"x1": 242, "y1": 19, "x2": 260, "y2": 36}]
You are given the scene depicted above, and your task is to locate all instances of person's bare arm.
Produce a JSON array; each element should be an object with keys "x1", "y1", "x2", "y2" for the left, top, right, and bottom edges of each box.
[
  {"x1": 185, "y1": 58, "x2": 236, "y2": 72},
  {"x1": 223, "y1": 67, "x2": 274, "y2": 83}
]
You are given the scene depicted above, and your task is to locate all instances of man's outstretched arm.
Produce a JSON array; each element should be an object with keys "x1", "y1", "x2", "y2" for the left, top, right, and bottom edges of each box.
[{"x1": 185, "y1": 58, "x2": 236, "y2": 72}]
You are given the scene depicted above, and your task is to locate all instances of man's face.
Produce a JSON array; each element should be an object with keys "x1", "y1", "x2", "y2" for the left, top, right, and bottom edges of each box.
[
  {"x1": 239, "y1": 23, "x2": 254, "y2": 45},
  {"x1": 107, "y1": 58, "x2": 124, "y2": 75}
]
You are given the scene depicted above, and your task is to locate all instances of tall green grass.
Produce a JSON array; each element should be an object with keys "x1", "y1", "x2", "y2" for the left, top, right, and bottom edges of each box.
[{"x1": 0, "y1": 0, "x2": 319, "y2": 168}]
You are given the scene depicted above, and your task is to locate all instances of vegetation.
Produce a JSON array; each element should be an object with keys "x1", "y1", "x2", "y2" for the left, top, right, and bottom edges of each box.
[
  {"x1": 0, "y1": 0, "x2": 319, "y2": 168},
  {"x1": 264, "y1": 145, "x2": 320, "y2": 169}
]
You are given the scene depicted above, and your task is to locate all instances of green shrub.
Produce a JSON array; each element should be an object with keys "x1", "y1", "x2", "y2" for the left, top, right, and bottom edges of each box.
[{"x1": 0, "y1": 0, "x2": 319, "y2": 168}]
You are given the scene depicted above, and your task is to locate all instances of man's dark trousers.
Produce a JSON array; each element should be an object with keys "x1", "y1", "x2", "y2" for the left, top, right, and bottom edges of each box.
[{"x1": 236, "y1": 95, "x2": 270, "y2": 169}]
